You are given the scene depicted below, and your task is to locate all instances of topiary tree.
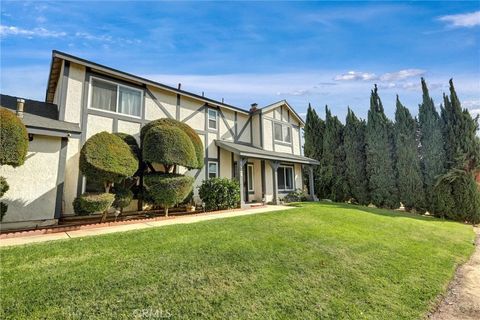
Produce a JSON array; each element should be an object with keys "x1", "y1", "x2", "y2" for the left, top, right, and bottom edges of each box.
[
  {"x1": 141, "y1": 119, "x2": 201, "y2": 215},
  {"x1": 112, "y1": 187, "x2": 134, "y2": 214},
  {"x1": 113, "y1": 132, "x2": 140, "y2": 159},
  {"x1": 144, "y1": 173, "x2": 194, "y2": 216},
  {"x1": 79, "y1": 131, "x2": 138, "y2": 221},
  {"x1": 0, "y1": 108, "x2": 29, "y2": 220},
  {"x1": 80, "y1": 131, "x2": 138, "y2": 193},
  {"x1": 142, "y1": 125, "x2": 197, "y2": 171},
  {"x1": 141, "y1": 118, "x2": 204, "y2": 169},
  {"x1": 0, "y1": 108, "x2": 28, "y2": 167}
]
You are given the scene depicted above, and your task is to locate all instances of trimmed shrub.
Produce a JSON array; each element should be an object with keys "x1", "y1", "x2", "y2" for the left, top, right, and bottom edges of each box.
[
  {"x1": 198, "y1": 178, "x2": 240, "y2": 211},
  {"x1": 284, "y1": 189, "x2": 308, "y2": 203},
  {"x1": 113, "y1": 188, "x2": 134, "y2": 211},
  {"x1": 0, "y1": 108, "x2": 28, "y2": 167},
  {"x1": 113, "y1": 132, "x2": 140, "y2": 158},
  {"x1": 73, "y1": 193, "x2": 115, "y2": 216},
  {"x1": 141, "y1": 118, "x2": 203, "y2": 169},
  {"x1": 0, "y1": 176, "x2": 9, "y2": 198},
  {"x1": 142, "y1": 125, "x2": 197, "y2": 169},
  {"x1": 144, "y1": 173, "x2": 194, "y2": 215},
  {"x1": 80, "y1": 132, "x2": 138, "y2": 187}
]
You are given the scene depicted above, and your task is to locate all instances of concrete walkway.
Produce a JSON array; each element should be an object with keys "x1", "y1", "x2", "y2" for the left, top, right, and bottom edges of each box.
[{"x1": 0, "y1": 205, "x2": 294, "y2": 247}]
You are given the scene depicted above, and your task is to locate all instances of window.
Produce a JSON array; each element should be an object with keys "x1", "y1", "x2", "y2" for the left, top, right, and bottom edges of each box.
[
  {"x1": 274, "y1": 123, "x2": 292, "y2": 143},
  {"x1": 208, "y1": 161, "x2": 218, "y2": 178},
  {"x1": 90, "y1": 77, "x2": 142, "y2": 117},
  {"x1": 277, "y1": 166, "x2": 294, "y2": 191},
  {"x1": 247, "y1": 164, "x2": 254, "y2": 192},
  {"x1": 208, "y1": 109, "x2": 218, "y2": 130}
]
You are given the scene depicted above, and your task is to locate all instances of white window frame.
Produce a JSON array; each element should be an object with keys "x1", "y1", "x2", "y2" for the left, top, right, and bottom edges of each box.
[
  {"x1": 273, "y1": 122, "x2": 292, "y2": 144},
  {"x1": 277, "y1": 165, "x2": 294, "y2": 192},
  {"x1": 247, "y1": 164, "x2": 254, "y2": 192},
  {"x1": 88, "y1": 76, "x2": 143, "y2": 119},
  {"x1": 208, "y1": 108, "x2": 218, "y2": 130},
  {"x1": 208, "y1": 161, "x2": 218, "y2": 179}
]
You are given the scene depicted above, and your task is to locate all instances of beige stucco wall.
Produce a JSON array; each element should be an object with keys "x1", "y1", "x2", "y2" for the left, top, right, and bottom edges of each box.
[
  {"x1": 118, "y1": 120, "x2": 141, "y2": 141},
  {"x1": 63, "y1": 138, "x2": 80, "y2": 215},
  {"x1": 0, "y1": 135, "x2": 61, "y2": 226},
  {"x1": 236, "y1": 113, "x2": 251, "y2": 143},
  {"x1": 219, "y1": 149, "x2": 232, "y2": 179},
  {"x1": 219, "y1": 108, "x2": 235, "y2": 141},
  {"x1": 86, "y1": 114, "x2": 113, "y2": 138},
  {"x1": 64, "y1": 63, "x2": 85, "y2": 124},
  {"x1": 181, "y1": 96, "x2": 204, "y2": 131},
  {"x1": 145, "y1": 85, "x2": 176, "y2": 121}
]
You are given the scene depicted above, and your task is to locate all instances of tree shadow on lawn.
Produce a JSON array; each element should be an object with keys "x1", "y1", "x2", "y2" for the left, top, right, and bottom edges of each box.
[{"x1": 291, "y1": 201, "x2": 469, "y2": 225}]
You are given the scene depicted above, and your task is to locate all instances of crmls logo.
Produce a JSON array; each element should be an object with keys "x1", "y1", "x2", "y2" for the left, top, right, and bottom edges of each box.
[{"x1": 133, "y1": 308, "x2": 173, "y2": 319}]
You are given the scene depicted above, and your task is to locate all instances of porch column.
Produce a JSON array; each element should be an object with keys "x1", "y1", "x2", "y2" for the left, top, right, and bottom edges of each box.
[
  {"x1": 269, "y1": 160, "x2": 280, "y2": 205},
  {"x1": 308, "y1": 165, "x2": 318, "y2": 201},
  {"x1": 238, "y1": 157, "x2": 247, "y2": 208}
]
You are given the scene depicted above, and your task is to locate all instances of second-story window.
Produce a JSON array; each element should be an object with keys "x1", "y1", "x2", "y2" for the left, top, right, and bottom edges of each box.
[
  {"x1": 208, "y1": 108, "x2": 218, "y2": 130},
  {"x1": 90, "y1": 77, "x2": 142, "y2": 117},
  {"x1": 274, "y1": 123, "x2": 292, "y2": 143}
]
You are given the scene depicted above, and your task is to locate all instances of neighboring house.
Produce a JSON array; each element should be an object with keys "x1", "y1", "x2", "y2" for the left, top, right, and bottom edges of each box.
[{"x1": 0, "y1": 50, "x2": 318, "y2": 230}]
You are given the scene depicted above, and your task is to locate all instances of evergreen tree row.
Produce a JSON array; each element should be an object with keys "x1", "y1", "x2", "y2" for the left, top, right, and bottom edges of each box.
[{"x1": 303, "y1": 79, "x2": 480, "y2": 224}]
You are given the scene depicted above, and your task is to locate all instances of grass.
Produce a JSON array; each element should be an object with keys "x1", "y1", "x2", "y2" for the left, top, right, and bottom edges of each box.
[{"x1": 0, "y1": 202, "x2": 475, "y2": 319}]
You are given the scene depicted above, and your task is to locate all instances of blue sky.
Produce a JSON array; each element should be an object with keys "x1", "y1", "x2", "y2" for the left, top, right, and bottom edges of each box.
[{"x1": 1, "y1": 1, "x2": 479, "y2": 121}]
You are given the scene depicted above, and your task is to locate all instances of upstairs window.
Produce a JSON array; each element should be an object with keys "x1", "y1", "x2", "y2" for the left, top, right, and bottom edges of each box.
[
  {"x1": 274, "y1": 123, "x2": 292, "y2": 143},
  {"x1": 90, "y1": 77, "x2": 142, "y2": 117},
  {"x1": 208, "y1": 108, "x2": 218, "y2": 130}
]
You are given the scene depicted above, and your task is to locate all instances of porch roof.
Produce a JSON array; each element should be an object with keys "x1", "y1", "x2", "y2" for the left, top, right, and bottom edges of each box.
[{"x1": 215, "y1": 140, "x2": 320, "y2": 165}]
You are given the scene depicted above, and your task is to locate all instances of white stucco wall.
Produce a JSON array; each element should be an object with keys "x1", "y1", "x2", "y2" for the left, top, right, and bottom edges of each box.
[
  {"x1": 0, "y1": 135, "x2": 61, "y2": 227},
  {"x1": 86, "y1": 114, "x2": 113, "y2": 138},
  {"x1": 63, "y1": 138, "x2": 81, "y2": 215},
  {"x1": 64, "y1": 63, "x2": 85, "y2": 124}
]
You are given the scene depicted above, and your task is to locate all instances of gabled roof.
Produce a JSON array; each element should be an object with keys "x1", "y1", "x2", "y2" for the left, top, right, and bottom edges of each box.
[
  {"x1": 256, "y1": 100, "x2": 305, "y2": 126},
  {"x1": 47, "y1": 50, "x2": 250, "y2": 115},
  {"x1": 216, "y1": 140, "x2": 319, "y2": 165},
  {"x1": 0, "y1": 94, "x2": 81, "y2": 137}
]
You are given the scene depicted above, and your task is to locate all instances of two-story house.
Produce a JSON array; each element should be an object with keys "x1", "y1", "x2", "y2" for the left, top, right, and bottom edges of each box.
[{"x1": 0, "y1": 50, "x2": 319, "y2": 230}]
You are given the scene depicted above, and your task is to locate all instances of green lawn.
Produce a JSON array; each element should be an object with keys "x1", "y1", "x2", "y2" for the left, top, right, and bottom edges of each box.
[{"x1": 0, "y1": 202, "x2": 475, "y2": 319}]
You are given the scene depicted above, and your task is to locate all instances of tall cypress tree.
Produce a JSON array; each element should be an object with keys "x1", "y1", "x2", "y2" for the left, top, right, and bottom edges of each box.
[
  {"x1": 439, "y1": 79, "x2": 480, "y2": 223},
  {"x1": 344, "y1": 108, "x2": 369, "y2": 205},
  {"x1": 418, "y1": 78, "x2": 453, "y2": 216},
  {"x1": 304, "y1": 104, "x2": 325, "y2": 198},
  {"x1": 321, "y1": 106, "x2": 348, "y2": 201},
  {"x1": 394, "y1": 96, "x2": 425, "y2": 211},
  {"x1": 366, "y1": 85, "x2": 398, "y2": 209}
]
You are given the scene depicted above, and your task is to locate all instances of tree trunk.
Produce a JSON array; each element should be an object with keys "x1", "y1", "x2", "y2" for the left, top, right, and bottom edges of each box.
[{"x1": 165, "y1": 207, "x2": 169, "y2": 217}]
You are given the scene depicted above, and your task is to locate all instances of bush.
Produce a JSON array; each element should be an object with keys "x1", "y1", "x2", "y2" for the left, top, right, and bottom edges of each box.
[
  {"x1": 80, "y1": 132, "x2": 138, "y2": 186},
  {"x1": 144, "y1": 173, "x2": 194, "y2": 215},
  {"x1": 113, "y1": 132, "x2": 140, "y2": 158},
  {"x1": 113, "y1": 188, "x2": 134, "y2": 210},
  {"x1": 73, "y1": 193, "x2": 115, "y2": 216},
  {"x1": 198, "y1": 178, "x2": 240, "y2": 211},
  {"x1": 142, "y1": 125, "x2": 197, "y2": 169},
  {"x1": 284, "y1": 189, "x2": 308, "y2": 203},
  {"x1": 141, "y1": 118, "x2": 203, "y2": 169},
  {"x1": 0, "y1": 108, "x2": 28, "y2": 167}
]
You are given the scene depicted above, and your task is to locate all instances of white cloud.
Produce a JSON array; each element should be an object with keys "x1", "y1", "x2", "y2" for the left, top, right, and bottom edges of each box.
[
  {"x1": 469, "y1": 108, "x2": 480, "y2": 118},
  {"x1": 334, "y1": 71, "x2": 378, "y2": 81},
  {"x1": 463, "y1": 99, "x2": 480, "y2": 109},
  {"x1": 380, "y1": 69, "x2": 425, "y2": 81},
  {"x1": 0, "y1": 25, "x2": 66, "y2": 37},
  {"x1": 438, "y1": 11, "x2": 480, "y2": 28}
]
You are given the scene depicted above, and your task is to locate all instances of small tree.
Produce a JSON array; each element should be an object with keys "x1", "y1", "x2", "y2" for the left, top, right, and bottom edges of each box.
[
  {"x1": 141, "y1": 119, "x2": 201, "y2": 215},
  {"x1": 0, "y1": 108, "x2": 29, "y2": 220},
  {"x1": 79, "y1": 131, "x2": 137, "y2": 221}
]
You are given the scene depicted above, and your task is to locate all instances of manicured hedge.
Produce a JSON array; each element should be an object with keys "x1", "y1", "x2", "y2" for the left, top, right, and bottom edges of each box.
[
  {"x1": 144, "y1": 173, "x2": 194, "y2": 215},
  {"x1": 113, "y1": 132, "x2": 140, "y2": 158},
  {"x1": 73, "y1": 193, "x2": 115, "y2": 216},
  {"x1": 0, "y1": 108, "x2": 28, "y2": 167},
  {"x1": 142, "y1": 125, "x2": 197, "y2": 169},
  {"x1": 141, "y1": 118, "x2": 203, "y2": 169},
  {"x1": 113, "y1": 188, "x2": 134, "y2": 210},
  {"x1": 80, "y1": 132, "x2": 138, "y2": 185},
  {"x1": 198, "y1": 178, "x2": 240, "y2": 211}
]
